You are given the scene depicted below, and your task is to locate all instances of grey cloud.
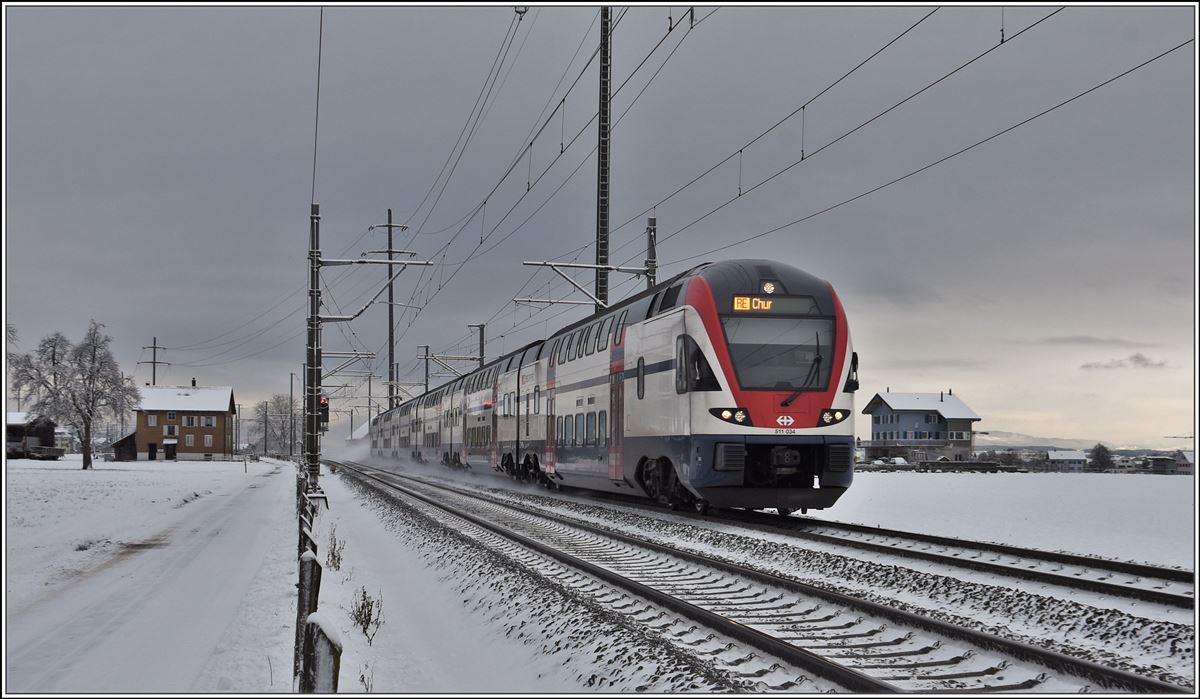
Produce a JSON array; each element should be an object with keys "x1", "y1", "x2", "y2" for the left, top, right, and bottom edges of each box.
[
  {"x1": 877, "y1": 358, "x2": 982, "y2": 370},
  {"x1": 1080, "y1": 353, "x2": 1167, "y2": 370},
  {"x1": 1041, "y1": 336, "x2": 1156, "y2": 348}
]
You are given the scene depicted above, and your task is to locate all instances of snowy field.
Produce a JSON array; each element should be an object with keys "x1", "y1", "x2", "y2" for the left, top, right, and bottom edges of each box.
[
  {"x1": 810, "y1": 471, "x2": 1196, "y2": 569},
  {"x1": 5, "y1": 455, "x2": 299, "y2": 692}
]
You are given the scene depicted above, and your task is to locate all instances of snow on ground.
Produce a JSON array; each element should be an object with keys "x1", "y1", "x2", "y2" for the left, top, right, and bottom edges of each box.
[
  {"x1": 5, "y1": 455, "x2": 299, "y2": 692},
  {"x1": 311, "y1": 464, "x2": 741, "y2": 692},
  {"x1": 810, "y1": 471, "x2": 1196, "y2": 569}
]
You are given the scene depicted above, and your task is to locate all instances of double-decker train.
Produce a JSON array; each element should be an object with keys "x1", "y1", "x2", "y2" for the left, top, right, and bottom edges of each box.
[{"x1": 369, "y1": 259, "x2": 859, "y2": 514}]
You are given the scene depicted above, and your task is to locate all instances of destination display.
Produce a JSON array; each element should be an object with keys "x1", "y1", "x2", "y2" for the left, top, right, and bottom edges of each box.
[{"x1": 731, "y1": 295, "x2": 819, "y2": 314}]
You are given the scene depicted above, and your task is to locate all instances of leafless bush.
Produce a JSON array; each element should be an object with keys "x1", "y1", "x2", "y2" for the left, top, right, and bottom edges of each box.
[
  {"x1": 328, "y1": 461, "x2": 339, "y2": 474},
  {"x1": 326, "y1": 525, "x2": 345, "y2": 571},
  {"x1": 348, "y1": 586, "x2": 384, "y2": 645},
  {"x1": 359, "y1": 662, "x2": 374, "y2": 692}
]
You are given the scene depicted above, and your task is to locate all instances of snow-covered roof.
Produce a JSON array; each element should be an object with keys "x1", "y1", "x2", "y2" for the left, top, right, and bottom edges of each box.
[
  {"x1": 1047, "y1": 450, "x2": 1088, "y2": 461},
  {"x1": 861, "y1": 393, "x2": 981, "y2": 421},
  {"x1": 138, "y1": 385, "x2": 234, "y2": 413},
  {"x1": 7, "y1": 411, "x2": 28, "y2": 425}
]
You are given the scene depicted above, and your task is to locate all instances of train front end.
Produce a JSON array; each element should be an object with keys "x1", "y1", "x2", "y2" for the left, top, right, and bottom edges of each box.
[{"x1": 682, "y1": 260, "x2": 858, "y2": 512}]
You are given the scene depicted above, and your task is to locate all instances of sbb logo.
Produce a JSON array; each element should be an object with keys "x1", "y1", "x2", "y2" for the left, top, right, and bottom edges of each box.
[{"x1": 776, "y1": 415, "x2": 795, "y2": 427}]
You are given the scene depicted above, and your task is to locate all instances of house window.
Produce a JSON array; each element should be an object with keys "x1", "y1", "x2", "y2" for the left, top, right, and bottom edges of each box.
[
  {"x1": 168, "y1": 412, "x2": 176, "y2": 421},
  {"x1": 147, "y1": 414, "x2": 158, "y2": 427},
  {"x1": 204, "y1": 416, "x2": 215, "y2": 427},
  {"x1": 204, "y1": 434, "x2": 213, "y2": 447},
  {"x1": 185, "y1": 434, "x2": 195, "y2": 447},
  {"x1": 164, "y1": 425, "x2": 178, "y2": 437},
  {"x1": 184, "y1": 415, "x2": 197, "y2": 427}
]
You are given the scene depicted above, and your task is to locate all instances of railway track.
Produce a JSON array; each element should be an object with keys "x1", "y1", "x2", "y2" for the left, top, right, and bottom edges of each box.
[
  {"x1": 455, "y1": 467, "x2": 1194, "y2": 610},
  {"x1": 331, "y1": 459, "x2": 1190, "y2": 694}
]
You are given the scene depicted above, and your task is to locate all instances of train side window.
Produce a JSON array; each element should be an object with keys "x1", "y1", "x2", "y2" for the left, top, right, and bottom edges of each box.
[
  {"x1": 659, "y1": 283, "x2": 682, "y2": 313},
  {"x1": 582, "y1": 324, "x2": 595, "y2": 356},
  {"x1": 556, "y1": 415, "x2": 562, "y2": 442},
  {"x1": 597, "y1": 411, "x2": 607, "y2": 448},
  {"x1": 615, "y1": 310, "x2": 629, "y2": 345},
  {"x1": 646, "y1": 291, "x2": 662, "y2": 318},
  {"x1": 586, "y1": 412, "x2": 596, "y2": 447},
  {"x1": 596, "y1": 317, "x2": 613, "y2": 353},
  {"x1": 676, "y1": 334, "x2": 720, "y2": 392},
  {"x1": 575, "y1": 414, "x2": 585, "y2": 447},
  {"x1": 564, "y1": 414, "x2": 573, "y2": 446},
  {"x1": 534, "y1": 386, "x2": 540, "y2": 414},
  {"x1": 636, "y1": 357, "x2": 645, "y2": 399},
  {"x1": 566, "y1": 332, "x2": 578, "y2": 362}
]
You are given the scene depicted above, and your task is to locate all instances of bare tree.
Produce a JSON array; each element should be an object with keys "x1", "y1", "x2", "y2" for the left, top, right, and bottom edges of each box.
[
  {"x1": 10, "y1": 321, "x2": 141, "y2": 469},
  {"x1": 251, "y1": 393, "x2": 301, "y2": 455}
]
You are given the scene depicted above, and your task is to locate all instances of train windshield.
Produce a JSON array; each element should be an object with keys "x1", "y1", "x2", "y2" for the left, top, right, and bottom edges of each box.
[{"x1": 720, "y1": 316, "x2": 834, "y2": 391}]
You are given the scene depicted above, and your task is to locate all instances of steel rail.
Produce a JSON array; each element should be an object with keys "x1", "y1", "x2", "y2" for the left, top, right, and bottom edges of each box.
[
  {"x1": 512, "y1": 474, "x2": 1194, "y2": 607},
  {"x1": 337, "y1": 459, "x2": 1191, "y2": 694},
  {"x1": 330, "y1": 459, "x2": 897, "y2": 693}
]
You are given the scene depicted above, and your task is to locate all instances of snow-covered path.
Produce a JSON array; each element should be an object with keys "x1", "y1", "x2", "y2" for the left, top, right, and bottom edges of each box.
[{"x1": 6, "y1": 462, "x2": 294, "y2": 693}]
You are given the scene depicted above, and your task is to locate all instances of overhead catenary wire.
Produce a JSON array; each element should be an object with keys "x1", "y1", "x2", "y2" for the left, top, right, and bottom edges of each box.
[
  {"x1": 409, "y1": 6, "x2": 1085, "y2": 381},
  {"x1": 662, "y1": 36, "x2": 1194, "y2": 266}
]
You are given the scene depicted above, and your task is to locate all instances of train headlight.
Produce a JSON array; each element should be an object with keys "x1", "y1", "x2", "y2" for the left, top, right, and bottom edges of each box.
[
  {"x1": 817, "y1": 409, "x2": 850, "y2": 427},
  {"x1": 710, "y1": 408, "x2": 753, "y2": 426}
]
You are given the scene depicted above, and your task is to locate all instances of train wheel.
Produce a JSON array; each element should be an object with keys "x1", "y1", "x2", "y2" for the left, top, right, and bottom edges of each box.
[{"x1": 694, "y1": 499, "x2": 710, "y2": 516}]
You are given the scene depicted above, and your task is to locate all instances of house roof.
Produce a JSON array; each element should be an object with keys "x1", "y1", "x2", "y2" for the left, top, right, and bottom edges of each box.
[
  {"x1": 860, "y1": 393, "x2": 981, "y2": 421},
  {"x1": 1047, "y1": 450, "x2": 1088, "y2": 461},
  {"x1": 7, "y1": 411, "x2": 28, "y2": 426},
  {"x1": 138, "y1": 385, "x2": 234, "y2": 413}
]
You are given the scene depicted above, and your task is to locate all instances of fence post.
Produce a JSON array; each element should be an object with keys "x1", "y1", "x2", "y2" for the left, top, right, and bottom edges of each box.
[
  {"x1": 300, "y1": 612, "x2": 342, "y2": 693},
  {"x1": 294, "y1": 550, "x2": 322, "y2": 679}
]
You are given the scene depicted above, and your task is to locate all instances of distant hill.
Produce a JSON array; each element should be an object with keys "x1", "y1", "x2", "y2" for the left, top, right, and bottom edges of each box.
[{"x1": 974, "y1": 430, "x2": 1162, "y2": 452}]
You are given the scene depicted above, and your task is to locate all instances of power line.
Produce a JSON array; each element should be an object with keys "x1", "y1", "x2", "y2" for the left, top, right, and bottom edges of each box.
[
  {"x1": 603, "y1": 6, "x2": 1067, "y2": 272},
  {"x1": 664, "y1": 36, "x2": 1193, "y2": 266}
]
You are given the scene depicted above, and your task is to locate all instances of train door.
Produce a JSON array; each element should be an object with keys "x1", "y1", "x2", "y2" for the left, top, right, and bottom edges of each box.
[{"x1": 608, "y1": 317, "x2": 625, "y2": 482}]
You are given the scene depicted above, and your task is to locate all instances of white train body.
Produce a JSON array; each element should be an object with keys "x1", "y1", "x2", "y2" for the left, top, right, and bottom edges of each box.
[{"x1": 371, "y1": 259, "x2": 859, "y2": 511}]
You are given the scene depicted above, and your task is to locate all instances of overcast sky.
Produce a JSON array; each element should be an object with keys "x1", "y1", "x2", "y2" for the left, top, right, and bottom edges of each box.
[{"x1": 4, "y1": 4, "x2": 1196, "y2": 449}]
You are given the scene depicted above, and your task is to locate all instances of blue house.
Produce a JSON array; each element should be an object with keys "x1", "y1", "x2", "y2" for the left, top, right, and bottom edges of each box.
[{"x1": 861, "y1": 390, "x2": 981, "y2": 462}]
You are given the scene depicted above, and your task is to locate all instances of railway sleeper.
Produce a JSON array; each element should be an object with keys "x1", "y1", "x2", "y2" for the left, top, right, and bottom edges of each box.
[
  {"x1": 924, "y1": 673, "x2": 1047, "y2": 693},
  {"x1": 826, "y1": 641, "x2": 939, "y2": 659},
  {"x1": 783, "y1": 624, "x2": 887, "y2": 642},
  {"x1": 736, "y1": 662, "x2": 784, "y2": 679},
  {"x1": 881, "y1": 661, "x2": 1009, "y2": 682},
  {"x1": 776, "y1": 616, "x2": 864, "y2": 632},
  {"x1": 849, "y1": 653, "x2": 973, "y2": 670}
]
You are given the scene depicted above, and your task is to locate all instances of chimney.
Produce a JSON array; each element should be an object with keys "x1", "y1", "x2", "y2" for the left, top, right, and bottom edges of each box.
[
  {"x1": 940, "y1": 391, "x2": 944, "y2": 402},
  {"x1": 191, "y1": 377, "x2": 197, "y2": 388},
  {"x1": 886, "y1": 386, "x2": 890, "y2": 393},
  {"x1": 949, "y1": 387, "x2": 953, "y2": 396}
]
